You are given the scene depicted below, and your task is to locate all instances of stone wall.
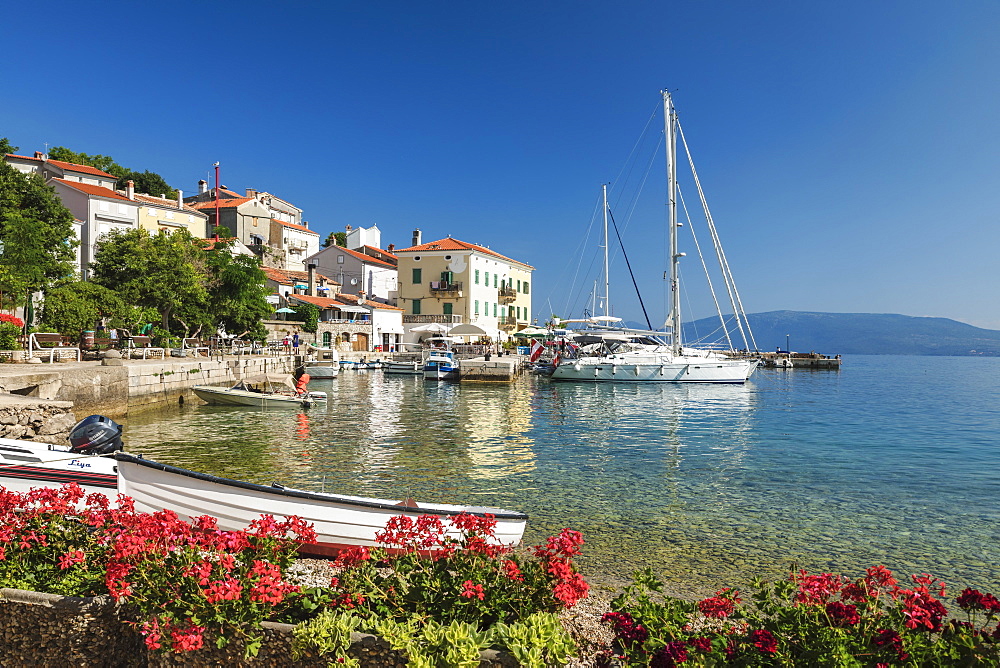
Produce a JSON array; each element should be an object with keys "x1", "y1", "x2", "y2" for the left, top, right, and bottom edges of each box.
[
  {"x1": 0, "y1": 588, "x2": 514, "y2": 667},
  {"x1": 0, "y1": 396, "x2": 76, "y2": 442}
]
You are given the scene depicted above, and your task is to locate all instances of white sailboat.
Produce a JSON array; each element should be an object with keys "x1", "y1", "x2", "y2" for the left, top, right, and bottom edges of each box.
[{"x1": 552, "y1": 91, "x2": 758, "y2": 384}]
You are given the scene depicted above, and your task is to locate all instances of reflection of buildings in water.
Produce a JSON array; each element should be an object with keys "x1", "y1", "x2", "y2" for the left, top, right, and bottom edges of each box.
[{"x1": 458, "y1": 382, "x2": 536, "y2": 480}]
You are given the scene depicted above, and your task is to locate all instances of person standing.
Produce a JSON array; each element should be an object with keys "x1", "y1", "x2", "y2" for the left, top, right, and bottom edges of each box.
[{"x1": 292, "y1": 332, "x2": 300, "y2": 353}]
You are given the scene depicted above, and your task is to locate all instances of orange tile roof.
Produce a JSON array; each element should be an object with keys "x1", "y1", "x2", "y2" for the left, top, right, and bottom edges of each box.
[
  {"x1": 189, "y1": 197, "x2": 255, "y2": 210},
  {"x1": 337, "y1": 245, "x2": 396, "y2": 270},
  {"x1": 133, "y1": 193, "x2": 207, "y2": 215},
  {"x1": 334, "y1": 292, "x2": 403, "y2": 311},
  {"x1": 47, "y1": 159, "x2": 117, "y2": 179},
  {"x1": 52, "y1": 178, "x2": 132, "y2": 201},
  {"x1": 272, "y1": 219, "x2": 318, "y2": 236},
  {"x1": 6, "y1": 154, "x2": 117, "y2": 179},
  {"x1": 287, "y1": 294, "x2": 343, "y2": 309},
  {"x1": 394, "y1": 237, "x2": 534, "y2": 269},
  {"x1": 362, "y1": 245, "x2": 398, "y2": 260},
  {"x1": 261, "y1": 265, "x2": 337, "y2": 285}
]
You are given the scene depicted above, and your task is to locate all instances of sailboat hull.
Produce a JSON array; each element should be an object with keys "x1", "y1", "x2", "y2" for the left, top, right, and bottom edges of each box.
[{"x1": 551, "y1": 357, "x2": 757, "y2": 383}]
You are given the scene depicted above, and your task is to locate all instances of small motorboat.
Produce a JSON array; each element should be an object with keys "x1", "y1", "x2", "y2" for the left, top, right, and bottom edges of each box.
[
  {"x1": 424, "y1": 349, "x2": 459, "y2": 380},
  {"x1": 0, "y1": 415, "x2": 122, "y2": 495},
  {"x1": 114, "y1": 453, "x2": 528, "y2": 557},
  {"x1": 383, "y1": 360, "x2": 423, "y2": 375},
  {"x1": 192, "y1": 374, "x2": 315, "y2": 408},
  {"x1": 303, "y1": 349, "x2": 340, "y2": 378}
]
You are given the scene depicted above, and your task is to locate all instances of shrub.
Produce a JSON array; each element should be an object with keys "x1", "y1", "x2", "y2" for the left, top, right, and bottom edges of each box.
[{"x1": 604, "y1": 566, "x2": 1000, "y2": 666}]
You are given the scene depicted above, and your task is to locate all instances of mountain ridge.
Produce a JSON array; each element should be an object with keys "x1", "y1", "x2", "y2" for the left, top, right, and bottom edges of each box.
[{"x1": 621, "y1": 311, "x2": 1000, "y2": 356}]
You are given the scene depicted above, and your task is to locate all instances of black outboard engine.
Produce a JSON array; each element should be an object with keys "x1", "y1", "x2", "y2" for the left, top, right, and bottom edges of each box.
[{"x1": 68, "y1": 415, "x2": 124, "y2": 455}]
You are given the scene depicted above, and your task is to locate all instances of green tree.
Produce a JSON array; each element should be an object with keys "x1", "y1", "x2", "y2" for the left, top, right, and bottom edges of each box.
[
  {"x1": 204, "y1": 240, "x2": 271, "y2": 340},
  {"x1": 0, "y1": 138, "x2": 18, "y2": 155},
  {"x1": 292, "y1": 302, "x2": 320, "y2": 333},
  {"x1": 323, "y1": 232, "x2": 346, "y2": 248},
  {"x1": 39, "y1": 282, "x2": 127, "y2": 345},
  {"x1": 89, "y1": 228, "x2": 209, "y2": 338},
  {"x1": 0, "y1": 160, "x2": 78, "y2": 311}
]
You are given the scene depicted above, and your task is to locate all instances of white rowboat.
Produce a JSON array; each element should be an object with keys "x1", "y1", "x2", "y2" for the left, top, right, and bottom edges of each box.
[{"x1": 114, "y1": 453, "x2": 528, "y2": 557}]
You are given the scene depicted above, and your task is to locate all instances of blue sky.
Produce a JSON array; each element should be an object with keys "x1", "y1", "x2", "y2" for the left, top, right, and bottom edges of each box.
[{"x1": 4, "y1": 1, "x2": 999, "y2": 328}]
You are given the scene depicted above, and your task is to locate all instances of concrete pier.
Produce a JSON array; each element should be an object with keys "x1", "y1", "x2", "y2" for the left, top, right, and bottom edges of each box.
[{"x1": 458, "y1": 356, "x2": 522, "y2": 382}]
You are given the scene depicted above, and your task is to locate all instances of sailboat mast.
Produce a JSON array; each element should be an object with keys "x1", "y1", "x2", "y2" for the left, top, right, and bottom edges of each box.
[
  {"x1": 602, "y1": 184, "x2": 610, "y2": 318},
  {"x1": 664, "y1": 90, "x2": 682, "y2": 354}
]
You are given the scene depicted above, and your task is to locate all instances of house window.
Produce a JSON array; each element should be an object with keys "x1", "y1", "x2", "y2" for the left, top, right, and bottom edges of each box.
[
  {"x1": 475, "y1": 269, "x2": 480, "y2": 285},
  {"x1": 474, "y1": 300, "x2": 479, "y2": 314},
  {"x1": 337, "y1": 255, "x2": 344, "y2": 263},
  {"x1": 412, "y1": 268, "x2": 422, "y2": 284},
  {"x1": 443, "y1": 303, "x2": 453, "y2": 315},
  {"x1": 493, "y1": 303, "x2": 497, "y2": 317},
  {"x1": 517, "y1": 280, "x2": 521, "y2": 292},
  {"x1": 484, "y1": 271, "x2": 489, "y2": 286},
  {"x1": 322, "y1": 331, "x2": 332, "y2": 346},
  {"x1": 517, "y1": 306, "x2": 521, "y2": 319},
  {"x1": 412, "y1": 299, "x2": 421, "y2": 315},
  {"x1": 523, "y1": 281, "x2": 529, "y2": 294}
]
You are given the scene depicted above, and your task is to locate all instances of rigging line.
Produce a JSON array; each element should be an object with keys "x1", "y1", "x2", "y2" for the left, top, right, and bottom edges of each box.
[
  {"x1": 677, "y1": 119, "x2": 757, "y2": 351},
  {"x1": 677, "y1": 185, "x2": 734, "y2": 350},
  {"x1": 606, "y1": 207, "x2": 652, "y2": 330},
  {"x1": 609, "y1": 102, "x2": 661, "y2": 203},
  {"x1": 555, "y1": 192, "x2": 604, "y2": 318}
]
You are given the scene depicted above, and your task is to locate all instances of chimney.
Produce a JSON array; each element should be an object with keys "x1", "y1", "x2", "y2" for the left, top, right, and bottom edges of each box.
[
  {"x1": 34, "y1": 151, "x2": 47, "y2": 160},
  {"x1": 198, "y1": 179, "x2": 208, "y2": 194},
  {"x1": 387, "y1": 243, "x2": 395, "y2": 253},
  {"x1": 345, "y1": 224, "x2": 352, "y2": 232},
  {"x1": 176, "y1": 189, "x2": 183, "y2": 209},
  {"x1": 246, "y1": 188, "x2": 257, "y2": 198},
  {"x1": 126, "y1": 180, "x2": 135, "y2": 199},
  {"x1": 307, "y1": 262, "x2": 317, "y2": 297},
  {"x1": 412, "y1": 229, "x2": 421, "y2": 246}
]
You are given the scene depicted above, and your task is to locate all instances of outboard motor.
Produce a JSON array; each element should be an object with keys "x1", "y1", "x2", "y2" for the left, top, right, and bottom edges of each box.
[{"x1": 68, "y1": 415, "x2": 124, "y2": 455}]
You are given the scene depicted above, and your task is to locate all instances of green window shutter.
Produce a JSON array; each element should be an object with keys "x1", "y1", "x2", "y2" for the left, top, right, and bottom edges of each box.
[
  {"x1": 412, "y1": 299, "x2": 421, "y2": 315},
  {"x1": 493, "y1": 303, "x2": 497, "y2": 317},
  {"x1": 475, "y1": 300, "x2": 479, "y2": 314},
  {"x1": 523, "y1": 281, "x2": 529, "y2": 294},
  {"x1": 412, "y1": 268, "x2": 422, "y2": 284},
  {"x1": 493, "y1": 274, "x2": 498, "y2": 288},
  {"x1": 443, "y1": 302, "x2": 453, "y2": 315},
  {"x1": 475, "y1": 269, "x2": 480, "y2": 285},
  {"x1": 484, "y1": 271, "x2": 489, "y2": 286}
]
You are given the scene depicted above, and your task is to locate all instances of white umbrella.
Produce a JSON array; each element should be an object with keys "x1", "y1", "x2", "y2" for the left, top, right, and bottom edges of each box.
[
  {"x1": 410, "y1": 322, "x2": 450, "y2": 333},
  {"x1": 448, "y1": 323, "x2": 487, "y2": 336}
]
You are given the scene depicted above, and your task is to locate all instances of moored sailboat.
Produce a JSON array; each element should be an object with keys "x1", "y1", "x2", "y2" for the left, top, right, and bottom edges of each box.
[{"x1": 552, "y1": 91, "x2": 758, "y2": 384}]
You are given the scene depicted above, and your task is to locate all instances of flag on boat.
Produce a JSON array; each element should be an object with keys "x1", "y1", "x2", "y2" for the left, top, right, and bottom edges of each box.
[{"x1": 529, "y1": 339, "x2": 545, "y2": 363}]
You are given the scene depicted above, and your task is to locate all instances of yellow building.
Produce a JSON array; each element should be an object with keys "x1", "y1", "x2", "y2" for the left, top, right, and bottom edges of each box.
[
  {"x1": 132, "y1": 190, "x2": 209, "y2": 235},
  {"x1": 394, "y1": 233, "x2": 533, "y2": 340}
]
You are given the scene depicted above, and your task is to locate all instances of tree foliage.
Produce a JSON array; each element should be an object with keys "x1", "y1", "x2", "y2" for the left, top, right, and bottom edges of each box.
[
  {"x1": 89, "y1": 229, "x2": 271, "y2": 342},
  {"x1": 323, "y1": 232, "x2": 346, "y2": 248},
  {"x1": 39, "y1": 282, "x2": 128, "y2": 345},
  {"x1": 204, "y1": 240, "x2": 271, "y2": 340},
  {"x1": 0, "y1": 159, "x2": 77, "y2": 310},
  {"x1": 47, "y1": 146, "x2": 177, "y2": 199},
  {"x1": 291, "y1": 301, "x2": 320, "y2": 333}
]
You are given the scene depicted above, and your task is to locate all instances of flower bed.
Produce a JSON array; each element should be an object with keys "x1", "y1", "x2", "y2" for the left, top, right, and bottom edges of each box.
[
  {"x1": 0, "y1": 484, "x2": 585, "y2": 666},
  {"x1": 602, "y1": 566, "x2": 1000, "y2": 666}
]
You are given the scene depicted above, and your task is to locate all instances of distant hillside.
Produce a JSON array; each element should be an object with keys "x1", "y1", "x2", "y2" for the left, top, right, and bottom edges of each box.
[{"x1": 678, "y1": 311, "x2": 1000, "y2": 356}]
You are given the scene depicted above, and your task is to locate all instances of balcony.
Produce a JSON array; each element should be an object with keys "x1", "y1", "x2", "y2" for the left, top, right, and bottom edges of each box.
[
  {"x1": 497, "y1": 315, "x2": 518, "y2": 331},
  {"x1": 499, "y1": 286, "x2": 517, "y2": 304},
  {"x1": 429, "y1": 281, "x2": 463, "y2": 297},
  {"x1": 403, "y1": 314, "x2": 463, "y2": 324}
]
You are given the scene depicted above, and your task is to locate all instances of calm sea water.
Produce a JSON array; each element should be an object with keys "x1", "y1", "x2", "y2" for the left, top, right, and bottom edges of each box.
[{"x1": 123, "y1": 355, "x2": 1000, "y2": 597}]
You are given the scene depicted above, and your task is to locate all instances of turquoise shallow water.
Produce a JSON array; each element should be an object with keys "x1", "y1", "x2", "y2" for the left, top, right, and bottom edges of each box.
[{"x1": 124, "y1": 355, "x2": 1000, "y2": 597}]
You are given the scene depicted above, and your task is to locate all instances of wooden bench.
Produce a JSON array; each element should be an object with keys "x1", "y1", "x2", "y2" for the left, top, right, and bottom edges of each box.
[
  {"x1": 124, "y1": 334, "x2": 165, "y2": 359},
  {"x1": 182, "y1": 338, "x2": 210, "y2": 357},
  {"x1": 27, "y1": 332, "x2": 81, "y2": 363}
]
